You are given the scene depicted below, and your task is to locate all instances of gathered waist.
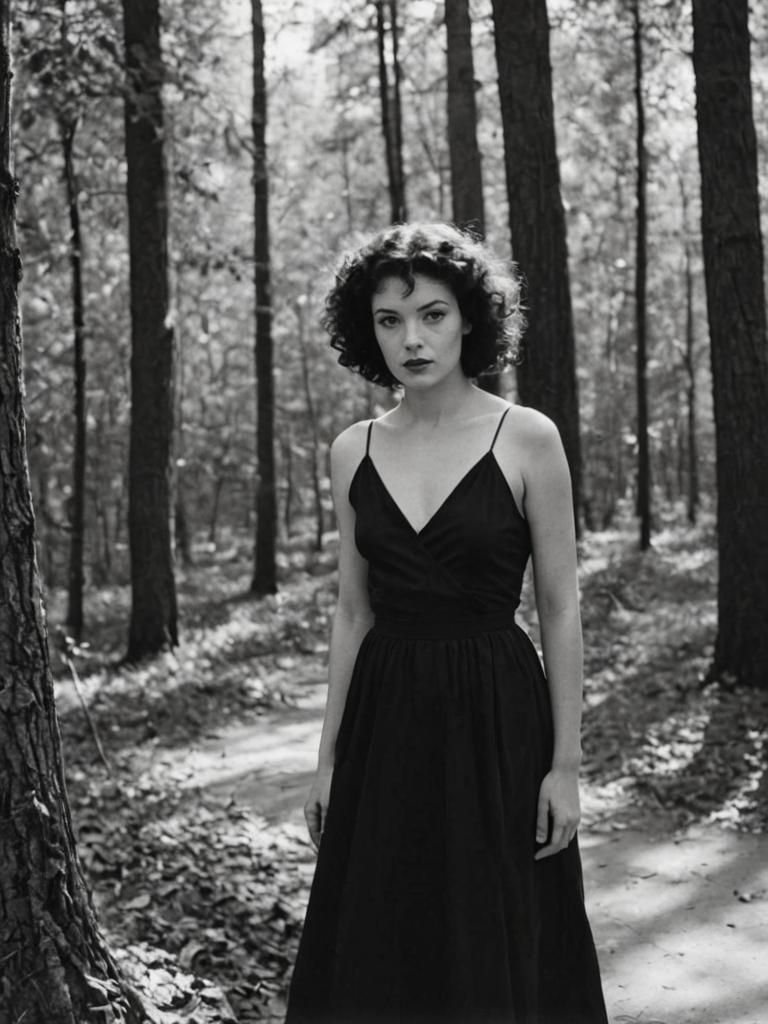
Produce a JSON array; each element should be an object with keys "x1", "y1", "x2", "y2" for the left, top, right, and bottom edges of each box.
[{"x1": 371, "y1": 608, "x2": 517, "y2": 640}]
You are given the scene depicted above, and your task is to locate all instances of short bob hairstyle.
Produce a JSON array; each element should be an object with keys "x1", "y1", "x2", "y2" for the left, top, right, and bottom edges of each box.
[{"x1": 322, "y1": 222, "x2": 525, "y2": 389}]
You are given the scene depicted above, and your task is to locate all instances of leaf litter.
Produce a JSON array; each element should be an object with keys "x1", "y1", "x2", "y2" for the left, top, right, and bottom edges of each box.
[{"x1": 53, "y1": 515, "x2": 767, "y2": 1020}]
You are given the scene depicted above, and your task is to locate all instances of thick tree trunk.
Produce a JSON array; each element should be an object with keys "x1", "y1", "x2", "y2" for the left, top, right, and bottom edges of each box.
[
  {"x1": 490, "y1": 0, "x2": 581, "y2": 526},
  {"x1": 632, "y1": 0, "x2": 651, "y2": 550},
  {"x1": 61, "y1": 117, "x2": 87, "y2": 638},
  {"x1": 692, "y1": 0, "x2": 768, "y2": 689},
  {"x1": 250, "y1": 0, "x2": 277, "y2": 595},
  {"x1": 122, "y1": 0, "x2": 177, "y2": 659},
  {"x1": 0, "y1": 11, "x2": 140, "y2": 1020},
  {"x1": 445, "y1": 0, "x2": 500, "y2": 396},
  {"x1": 375, "y1": 0, "x2": 407, "y2": 223}
]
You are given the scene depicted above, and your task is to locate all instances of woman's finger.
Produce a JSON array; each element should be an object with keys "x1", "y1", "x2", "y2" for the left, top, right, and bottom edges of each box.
[{"x1": 535, "y1": 794, "x2": 549, "y2": 845}]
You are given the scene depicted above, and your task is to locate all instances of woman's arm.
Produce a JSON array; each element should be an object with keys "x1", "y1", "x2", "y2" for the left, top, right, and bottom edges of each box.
[
  {"x1": 519, "y1": 411, "x2": 584, "y2": 860},
  {"x1": 304, "y1": 423, "x2": 374, "y2": 849}
]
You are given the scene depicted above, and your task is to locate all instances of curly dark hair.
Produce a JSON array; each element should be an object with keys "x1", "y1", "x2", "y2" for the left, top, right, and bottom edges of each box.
[{"x1": 322, "y1": 222, "x2": 525, "y2": 389}]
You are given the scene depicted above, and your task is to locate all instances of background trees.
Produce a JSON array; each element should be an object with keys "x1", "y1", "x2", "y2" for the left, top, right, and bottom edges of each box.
[
  {"x1": 691, "y1": 0, "x2": 768, "y2": 690},
  {"x1": 5, "y1": 0, "x2": 767, "y2": 673}
]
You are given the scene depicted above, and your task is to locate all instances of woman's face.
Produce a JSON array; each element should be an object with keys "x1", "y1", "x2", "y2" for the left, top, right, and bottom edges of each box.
[{"x1": 371, "y1": 273, "x2": 470, "y2": 388}]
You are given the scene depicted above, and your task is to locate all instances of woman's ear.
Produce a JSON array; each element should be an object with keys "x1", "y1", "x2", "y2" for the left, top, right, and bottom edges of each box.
[{"x1": 462, "y1": 320, "x2": 472, "y2": 335}]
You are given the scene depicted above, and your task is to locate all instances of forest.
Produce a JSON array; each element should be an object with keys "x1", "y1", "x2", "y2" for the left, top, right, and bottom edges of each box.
[{"x1": 0, "y1": 0, "x2": 767, "y2": 1021}]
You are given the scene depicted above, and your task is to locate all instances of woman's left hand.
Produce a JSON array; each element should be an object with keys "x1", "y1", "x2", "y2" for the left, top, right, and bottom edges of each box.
[{"x1": 534, "y1": 768, "x2": 581, "y2": 860}]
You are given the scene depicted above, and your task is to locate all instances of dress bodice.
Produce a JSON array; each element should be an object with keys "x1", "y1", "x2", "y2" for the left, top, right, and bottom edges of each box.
[{"x1": 348, "y1": 408, "x2": 531, "y2": 631}]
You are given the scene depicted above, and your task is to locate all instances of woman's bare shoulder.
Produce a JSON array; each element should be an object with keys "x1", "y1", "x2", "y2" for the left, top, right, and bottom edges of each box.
[
  {"x1": 500, "y1": 404, "x2": 562, "y2": 454},
  {"x1": 330, "y1": 420, "x2": 372, "y2": 478}
]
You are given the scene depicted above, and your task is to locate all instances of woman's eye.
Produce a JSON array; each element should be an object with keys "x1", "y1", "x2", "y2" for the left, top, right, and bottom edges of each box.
[
  {"x1": 425, "y1": 310, "x2": 445, "y2": 322},
  {"x1": 377, "y1": 316, "x2": 398, "y2": 328}
]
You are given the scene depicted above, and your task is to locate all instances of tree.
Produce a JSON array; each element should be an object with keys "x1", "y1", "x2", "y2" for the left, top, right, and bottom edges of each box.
[
  {"x1": 692, "y1": 0, "x2": 768, "y2": 689},
  {"x1": 250, "y1": 0, "x2": 277, "y2": 595},
  {"x1": 490, "y1": 0, "x2": 582, "y2": 524},
  {"x1": 0, "y1": 7, "x2": 140, "y2": 1019},
  {"x1": 444, "y1": 0, "x2": 501, "y2": 396},
  {"x1": 445, "y1": 0, "x2": 483, "y2": 237},
  {"x1": 122, "y1": 0, "x2": 178, "y2": 659},
  {"x1": 631, "y1": 0, "x2": 651, "y2": 549},
  {"x1": 375, "y1": 0, "x2": 407, "y2": 223}
]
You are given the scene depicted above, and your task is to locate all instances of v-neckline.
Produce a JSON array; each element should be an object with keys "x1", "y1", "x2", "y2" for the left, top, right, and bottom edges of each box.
[{"x1": 365, "y1": 451, "x2": 493, "y2": 538}]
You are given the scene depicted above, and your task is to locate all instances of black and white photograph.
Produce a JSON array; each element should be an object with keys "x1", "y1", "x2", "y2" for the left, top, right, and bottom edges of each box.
[{"x1": 1, "y1": 1, "x2": 767, "y2": 1022}]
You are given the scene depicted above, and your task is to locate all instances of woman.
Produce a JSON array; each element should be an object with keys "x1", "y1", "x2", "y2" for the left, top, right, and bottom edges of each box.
[{"x1": 285, "y1": 223, "x2": 608, "y2": 1024}]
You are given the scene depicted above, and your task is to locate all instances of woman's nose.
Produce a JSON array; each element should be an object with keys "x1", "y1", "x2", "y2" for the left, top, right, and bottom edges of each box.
[{"x1": 404, "y1": 326, "x2": 423, "y2": 349}]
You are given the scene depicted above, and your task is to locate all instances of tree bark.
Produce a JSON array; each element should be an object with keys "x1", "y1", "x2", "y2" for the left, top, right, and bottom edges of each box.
[
  {"x1": 0, "y1": 9, "x2": 140, "y2": 1020},
  {"x1": 679, "y1": 178, "x2": 699, "y2": 525},
  {"x1": 632, "y1": 0, "x2": 651, "y2": 550},
  {"x1": 692, "y1": 0, "x2": 768, "y2": 689},
  {"x1": 61, "y1": 116, "x2": 87, "y2": 638},
  {"x1": 250, "y1": 0, "x2": 277, "y2": 595},
  {"x1": 122, "y1": 0, "x2": 178, "y2": 659},
  {"x1": 375, "y1": 0, "x2": 407, "y2": 223},
  {"x1": 445, "y1": 0, "x2": 500, "y2": 396},
  {"x1": 490, "y1": 0, "x2": 581, "y2": 526},
  {"x1": 445, "y1": 0, "x2": 484, "y2": 236},
  {"x1": 296, "y1": 302, "x2": 324, "y2": 553}
]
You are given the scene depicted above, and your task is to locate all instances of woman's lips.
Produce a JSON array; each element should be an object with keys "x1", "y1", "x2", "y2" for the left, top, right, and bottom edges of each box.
[{"x1": 403, "y1": 359, "x2": 432, "y2": 368}]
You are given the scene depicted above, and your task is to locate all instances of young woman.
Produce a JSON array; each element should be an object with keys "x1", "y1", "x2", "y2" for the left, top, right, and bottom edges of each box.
[{"x1": 285, "y1": 223, "x2": 608, "y2": 1024}]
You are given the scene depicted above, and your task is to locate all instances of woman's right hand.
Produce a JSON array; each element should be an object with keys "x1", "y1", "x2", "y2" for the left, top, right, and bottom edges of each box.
[{"x1": 304, "y1": 765, "x2": 334, "y2": 851}]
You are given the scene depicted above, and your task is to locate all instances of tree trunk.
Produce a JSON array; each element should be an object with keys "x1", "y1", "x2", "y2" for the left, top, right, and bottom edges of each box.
[
  {"x1": 61, "y1": 116, "x2": 87, "y2": 638},
  {"x1": 490, "y1": 0, "x2": 581, "y2": 527},
  {"x1": 0, "y1": 10, "x2": 141, "y2": 1020},
  {"x1": 680, "y1": 186, "x2": 699, "y2": 525},
  {"x1": 692, "y1": 0, "x2": 768, "y2": 689},
  {"x1": 296, "y1": 302, "x2": 324, "y2": 553},
  {"x1": 445, "y1": 0, "x2": 500, "y2": 396},
  {"x1": 632, "y1": 0, "x2": 651, "y2": 550},
  {"x1": 446, "y1": 0, "x2": 484, "y2": 236},
  {"x1": 250, "y1": 0, "x2": 277, "y2": 595},
  {"x1": 375, "y1": 0, "x2": 407, "y2": 223},
  {"x1": 122, "y1": 0, "x2": 177, "y2": 659}
]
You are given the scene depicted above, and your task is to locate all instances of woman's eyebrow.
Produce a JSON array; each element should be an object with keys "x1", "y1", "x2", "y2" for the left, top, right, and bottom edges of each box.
[{"x1": 372, "y1": 299, "x2": 449, "y2": 314}]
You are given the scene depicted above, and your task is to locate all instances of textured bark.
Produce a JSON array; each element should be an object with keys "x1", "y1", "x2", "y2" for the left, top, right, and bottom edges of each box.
[
  {"x1": 0, "y1": 9, "x2": 140, "y2": 1020},
  {"x1": 632, "y1": 0, "x2": 651, "y2": 550},
  {"x1": 296, "y1": 302, "x2": 324, "y2": 553},
  {"x1": 375, "y1": 0, "x2": 407, "y2": 223},
  {"x1": 61, "y1": 117, "x2": 86, "y2": 639},
  {"x1": 445, "y1": 0, "x2": 484, "y2": 236},
  {"x1": 122, "y1": 0, "x2": 178, "y2": 659},
  {"x1": 250, "y1": 0, "x2": 278, "y2": 595},
  {"x1": 679, "y1": 182, "x2": 699, "y2": 526},
  {"x1": 692, "y1": 0, "x2": 768, "y2": 689},
  {"x1": 490, "y1": 0, "x2": 581, "y2": 523},
  {"x1": 445, "y1": 0, "x2": 500, "y2": 396}
]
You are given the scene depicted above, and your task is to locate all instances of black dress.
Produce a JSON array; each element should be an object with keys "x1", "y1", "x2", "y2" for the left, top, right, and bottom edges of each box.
[{"x1": 285, "y1": 407, "x2": 608, "y2": 1024}]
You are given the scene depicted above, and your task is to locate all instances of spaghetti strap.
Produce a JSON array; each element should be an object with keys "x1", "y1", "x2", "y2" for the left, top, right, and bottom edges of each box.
[
  {"x1": 365, "y1": 419, "x2": 374, "y2": 456},
  {"x1": 489, "y1": 405, "x2": 511, "y2": 452}
]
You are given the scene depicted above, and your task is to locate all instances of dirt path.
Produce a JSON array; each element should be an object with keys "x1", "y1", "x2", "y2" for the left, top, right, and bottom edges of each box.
[{"x1": 160, "y1": 675, "x2": 768, "y2": 1024}]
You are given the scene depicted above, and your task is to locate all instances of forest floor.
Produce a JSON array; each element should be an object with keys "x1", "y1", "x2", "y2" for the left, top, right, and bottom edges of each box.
[{"x1": 49, "y1": 508, "x2": 768, "y2": 1024}]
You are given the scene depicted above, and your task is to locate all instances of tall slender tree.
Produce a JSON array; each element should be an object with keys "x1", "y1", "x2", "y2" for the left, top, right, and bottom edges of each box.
[
  {"x1": 445, "y1": 0, "x2": 500, "y2": 396},
  {"x1": 122, "y1": 0, "x2": 177, "y2": 659},
  {"x1": 445, "y1": 0, "x2": 483, "y2": 236},
  {"x1": 375, "y1": 0, "x2": 407, "y2": 223},
  {"x1": 631, "y1": 0, "x2": 651, "y2": 549},
  {"x1": 60, "y1": 112, "x2": 87, "y2": 634},
  {"x1": 692, "y1": 0, "x2": 768, "y2": 690},
  {"x1": 0, "y1": 7, "x2": 140, "y2": 1019},
  {"x1": 490, "y1": 0, "x2": 581, "y2": 522},
  {"x1": 250, "y1": 0, "x2": 277, "y2": 595}
]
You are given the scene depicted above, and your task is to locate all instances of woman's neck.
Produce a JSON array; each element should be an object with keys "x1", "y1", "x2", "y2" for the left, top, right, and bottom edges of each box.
[{"x1": 397, "y1": 374, "x2": 482, "y2": 427}]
